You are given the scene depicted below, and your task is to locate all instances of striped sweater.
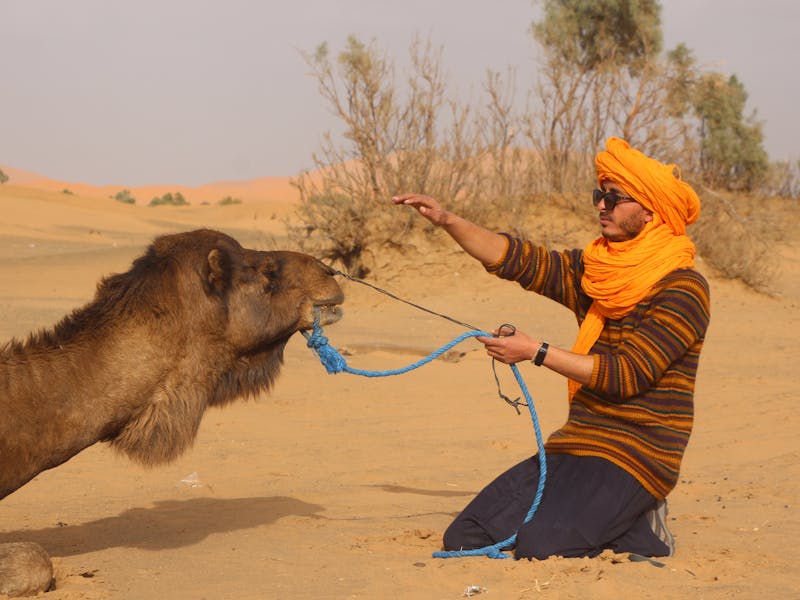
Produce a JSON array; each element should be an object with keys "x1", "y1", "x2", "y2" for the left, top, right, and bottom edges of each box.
[{"x1": 486, "y1": 234, "x2": 711, "y2": 499}]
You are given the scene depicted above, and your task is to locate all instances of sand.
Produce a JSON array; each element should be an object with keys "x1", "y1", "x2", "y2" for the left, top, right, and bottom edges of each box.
[{"x1": 0, "y1": 171, "x2": 798, "y2": 599}]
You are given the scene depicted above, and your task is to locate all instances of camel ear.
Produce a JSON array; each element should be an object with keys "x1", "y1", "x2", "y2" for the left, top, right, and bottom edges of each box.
[{"x1": 205, "y1": 248, "x2": 230, "y2": 295}]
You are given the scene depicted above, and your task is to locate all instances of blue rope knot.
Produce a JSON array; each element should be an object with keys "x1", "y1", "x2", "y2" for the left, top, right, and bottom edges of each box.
[
  {"x1": 303, "y1": 323, "x2": 348, "y2": 374},
  {"x1": 302, "y1": 317, "x2": 547, "y2": 561}
]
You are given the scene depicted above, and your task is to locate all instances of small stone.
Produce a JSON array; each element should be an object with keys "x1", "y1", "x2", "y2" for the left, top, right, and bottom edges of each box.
[{"x1": 0, "y1": 542, "x2": 55, "y2": 597}]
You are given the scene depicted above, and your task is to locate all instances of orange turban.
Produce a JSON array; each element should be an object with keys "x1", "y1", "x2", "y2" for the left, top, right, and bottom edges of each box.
[
  {"x1": 595, "y1": 137, "x2": 700, "y2": 235},
  {"x1": 568, "y1": 138, "x2": 701, "y2": 399}
]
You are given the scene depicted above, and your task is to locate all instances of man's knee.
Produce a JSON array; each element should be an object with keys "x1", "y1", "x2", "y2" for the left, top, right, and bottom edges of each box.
[
  {"x1": 441, "y1": 524, "x2": 462, "y2": 551},
  {"x1": 442, "y1": 517, "x2": 491, "y2": 551}
]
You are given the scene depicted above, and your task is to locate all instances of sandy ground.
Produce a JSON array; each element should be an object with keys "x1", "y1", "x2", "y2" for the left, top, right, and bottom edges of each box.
[{"x1": 0, "y1": 175, "x2": 798, "y2": 599}]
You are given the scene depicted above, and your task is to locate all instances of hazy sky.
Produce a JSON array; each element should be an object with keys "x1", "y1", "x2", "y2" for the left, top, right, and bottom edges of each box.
[{"x1": 3, "y1": 0, "x2": 798, "y2": 186}]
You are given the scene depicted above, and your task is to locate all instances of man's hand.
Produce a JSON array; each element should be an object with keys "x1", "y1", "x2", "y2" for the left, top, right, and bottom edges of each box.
[
  {"x1": 392, "y1": 191, "x2": 508, "y2": 274},
  {"x1": 392, "y1": 193, "x2": 451, "y2": 226},
  {"x1": 477, "y1": 328, "x2": 539, "y2": 365}
]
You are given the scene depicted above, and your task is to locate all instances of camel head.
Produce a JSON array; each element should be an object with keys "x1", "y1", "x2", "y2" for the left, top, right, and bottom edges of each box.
[
  {"x1": 205, "y1": 246, "x2": 345, "y2": 352},
  {"x1": 140, "y1": 229, "x2": 344, "y2": 353}
]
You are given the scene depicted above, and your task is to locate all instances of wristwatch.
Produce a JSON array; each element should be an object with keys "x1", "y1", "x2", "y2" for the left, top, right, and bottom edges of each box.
[{"x1": 533, "y1": 341, "x2": 549, "y2": 366}]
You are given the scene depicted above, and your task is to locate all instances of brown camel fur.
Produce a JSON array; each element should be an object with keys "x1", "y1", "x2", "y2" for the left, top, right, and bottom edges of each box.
[{"x1": 0, "y1": 229, "x2": 343, "y2": 596}]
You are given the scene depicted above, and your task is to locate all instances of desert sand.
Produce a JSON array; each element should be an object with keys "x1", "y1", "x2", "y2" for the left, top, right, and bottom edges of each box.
[{"x1": 0, "y1": 169, "x2": 798, "y2": 599}]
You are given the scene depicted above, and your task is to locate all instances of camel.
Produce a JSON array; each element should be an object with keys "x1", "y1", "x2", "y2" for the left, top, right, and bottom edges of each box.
[{"x1": 0, "y1": 229, "x2": 344, "y2": 596}]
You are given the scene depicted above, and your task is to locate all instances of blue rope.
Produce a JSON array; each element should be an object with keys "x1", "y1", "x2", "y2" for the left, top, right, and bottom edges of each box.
[
  {"x1": 302, "y1": 321, "x2": 547, "y2": 560},
  {"x1": 432, "y1": 362, "x2": 547, "y2": 559},
  {"x1": 302, "y1": 323, "x2": 491, "y2": 377}
]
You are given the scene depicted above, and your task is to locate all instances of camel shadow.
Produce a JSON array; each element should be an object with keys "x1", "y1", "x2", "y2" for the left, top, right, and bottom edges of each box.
[{"x1": 0, "y1": 495, "x2": 322, "y2": 557}]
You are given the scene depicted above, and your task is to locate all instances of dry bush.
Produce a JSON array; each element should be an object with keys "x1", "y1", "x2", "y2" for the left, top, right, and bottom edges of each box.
[
  {"x1": 761, "y1": 159, "x2": 800, "y2": 198},
  {"x1": 690, "y1": 185, "x2": 782, "y2": 293},
  {"x1": 288, "y1": 37, "x2": 463, "y2": 277},
  {"x1": 287, "y1": 37, "x2": 549, "y2": 277}
]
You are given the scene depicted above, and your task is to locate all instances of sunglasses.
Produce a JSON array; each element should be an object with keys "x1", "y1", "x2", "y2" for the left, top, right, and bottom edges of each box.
[{"x1": 592, "y1": 189, "x2": 637, "y2": 210}]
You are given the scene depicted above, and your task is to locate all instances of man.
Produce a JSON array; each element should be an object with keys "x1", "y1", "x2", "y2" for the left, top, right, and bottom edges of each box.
[{"x1": 392, "y1": 137, "x2": 710, "y2": 560}]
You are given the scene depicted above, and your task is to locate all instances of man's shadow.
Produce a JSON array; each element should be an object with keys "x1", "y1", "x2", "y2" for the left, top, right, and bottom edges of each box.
[{"x1": 0, "y1": 496, "x2": 323, "y2": 557}]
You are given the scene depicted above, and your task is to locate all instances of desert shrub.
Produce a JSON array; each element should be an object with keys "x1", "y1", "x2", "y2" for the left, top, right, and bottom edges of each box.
[
  {"x1": 288, "y1": 36, "x2": 549, "y2": 276},
  {"x1": 690, "y1": 185, "x2": 777, "y2": 293},
  {"x1": 291, "y1": 192, "x2": 376, "y2": 276},
  {"x1": 0, "y1": 168, "x2": 8, "y2": 184},
  {"x1": 149, "y1": 192, "x2": 188, "y2": 207},
  {"x1": 217, "y1": 196, "x2": 242, "y2": 206},
  {"x1": 761, "y1": 159, "x2": 800, "y2": 198},
  {"x1": 62, "y1": 189, "x2": 73, "y2": 195},
  {"x1": 114, "y1": 189, "x2": 136, "y2": 204}
]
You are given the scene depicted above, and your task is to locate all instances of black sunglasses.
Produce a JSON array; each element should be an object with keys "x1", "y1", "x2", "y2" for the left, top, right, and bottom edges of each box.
[{"x1": 592, "y1": 189, "x2": 637, "y2": 210}]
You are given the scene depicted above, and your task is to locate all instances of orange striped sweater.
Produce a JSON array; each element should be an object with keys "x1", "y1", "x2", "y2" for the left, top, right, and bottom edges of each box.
[{"x1": 486, "y1": 234, "x2": 711, "y2": 499}]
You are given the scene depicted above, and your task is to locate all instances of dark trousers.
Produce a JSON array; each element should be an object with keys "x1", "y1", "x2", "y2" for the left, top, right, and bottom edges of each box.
[{"x1": 443, "y1": 454, "x2": 671, "y2": 560}]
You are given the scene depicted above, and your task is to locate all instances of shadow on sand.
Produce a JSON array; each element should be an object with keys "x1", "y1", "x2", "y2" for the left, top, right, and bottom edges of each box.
[
  {"x1": 363, "y1": 484, "x2": 475, "y2": 498},
  {"x1": 0, "y1": 495, "x2": 323, "y2": 557}
]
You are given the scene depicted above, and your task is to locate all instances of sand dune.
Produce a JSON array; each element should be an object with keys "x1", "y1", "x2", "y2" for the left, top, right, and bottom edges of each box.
[
  {"x1": 0, "y1": 164, "x2": 297, "y2": 205},
  {"x1": 0, "y1": 168, "x2": 798, "y2": 599}
]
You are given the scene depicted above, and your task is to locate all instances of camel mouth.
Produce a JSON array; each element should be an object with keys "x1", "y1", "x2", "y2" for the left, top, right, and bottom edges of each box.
[{"x1": 311, "y1": 304, "x2": 343, "y2": 327}]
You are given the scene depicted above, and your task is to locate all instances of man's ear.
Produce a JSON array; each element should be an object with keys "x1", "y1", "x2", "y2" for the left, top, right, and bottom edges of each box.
[
  {"x1": 644, "y1": 210, "x2": 654, "y2": 223},
  {"x1": 205, "y1": 248, "x2": 230, "y2": 295}
]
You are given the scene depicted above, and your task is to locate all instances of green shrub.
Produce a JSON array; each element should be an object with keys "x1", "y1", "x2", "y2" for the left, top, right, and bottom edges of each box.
[
  {"x1": 114, "y1": 189, "x2": 136, "y2": 204},
  {"x1": 149, "y1": 192, "x2": 189, "y2": 207}
]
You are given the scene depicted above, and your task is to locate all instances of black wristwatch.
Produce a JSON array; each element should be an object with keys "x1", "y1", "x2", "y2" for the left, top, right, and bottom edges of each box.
[{"x1": 533, "y1": 341, "x2": 549, "y2": 366}]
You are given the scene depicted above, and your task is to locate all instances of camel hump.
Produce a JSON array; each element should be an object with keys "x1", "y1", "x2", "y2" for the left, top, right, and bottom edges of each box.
[{"x1": 0, "y1": 542, "x2": 54, "y2": 597}]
